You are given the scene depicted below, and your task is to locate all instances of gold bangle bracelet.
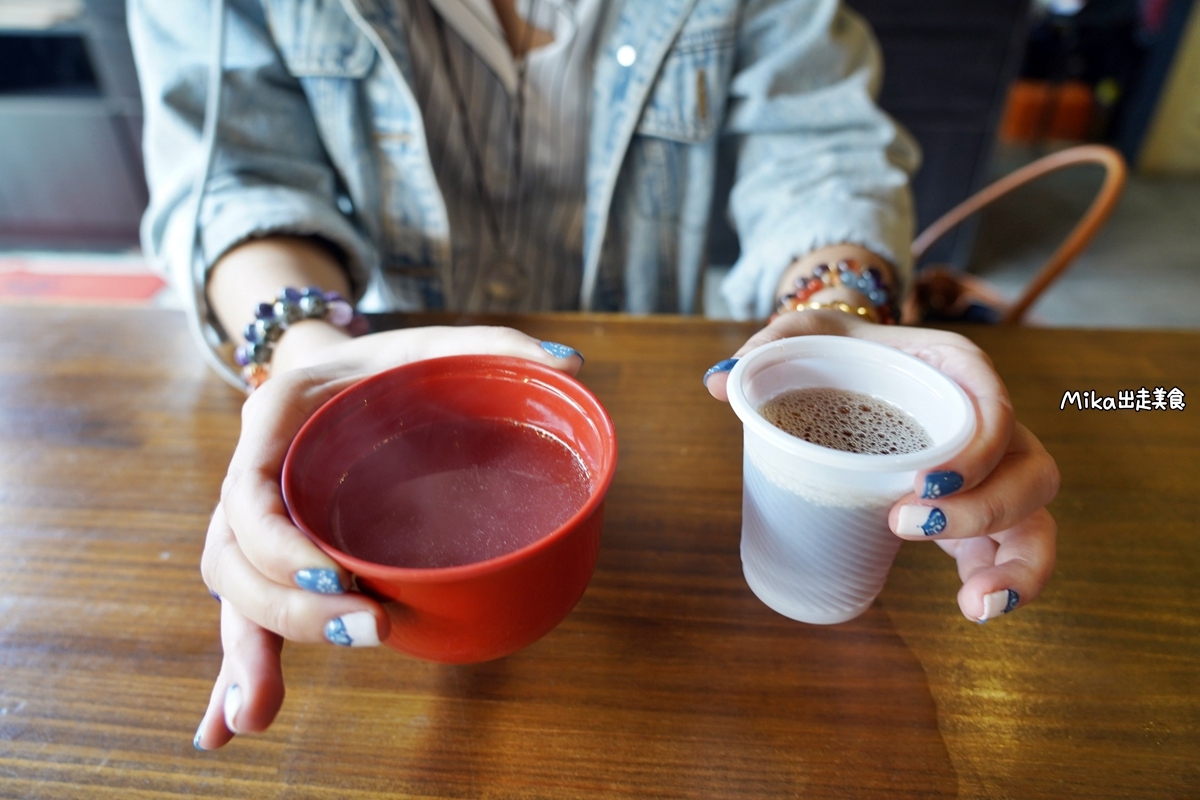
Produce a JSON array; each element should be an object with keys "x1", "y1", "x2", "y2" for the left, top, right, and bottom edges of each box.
[{"x1": 777, "y1": 298, "x2": 881, "y2": 324}]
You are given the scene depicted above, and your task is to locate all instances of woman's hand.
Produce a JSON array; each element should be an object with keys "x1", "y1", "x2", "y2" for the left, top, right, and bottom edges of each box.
[
  {"x1": 703, "y1": 310, "x2": 1058, "y2": 623},
  {"x1": 193, "y1": 326, "x2": 585, "y2": 750}
]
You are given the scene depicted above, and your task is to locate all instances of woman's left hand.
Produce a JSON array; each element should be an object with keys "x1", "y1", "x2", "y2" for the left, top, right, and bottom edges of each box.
[{"x1": 703, "y1": 310, "x2": 1059, "y2": 622}]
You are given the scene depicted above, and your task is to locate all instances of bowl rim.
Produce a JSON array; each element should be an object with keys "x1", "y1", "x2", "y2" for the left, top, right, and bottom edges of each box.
[
  {"x1": 281, "y1": 354, "x2": 618, "y2": 582},
  {"x1": 726, "y1": 336, "x2": 977, "y2": 472}
]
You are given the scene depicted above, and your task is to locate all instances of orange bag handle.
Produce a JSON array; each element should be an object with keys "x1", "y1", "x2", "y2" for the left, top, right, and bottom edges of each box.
[{"x1": 911, "y1": 144, "x2": 1127, "y2": 324}]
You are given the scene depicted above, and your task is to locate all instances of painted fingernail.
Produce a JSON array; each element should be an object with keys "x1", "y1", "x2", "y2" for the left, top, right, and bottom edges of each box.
[
  {"x1": 702, "y1": 358, "x2": 738, "y2": 386},
  {"x1": 294, "y1": 568, "x2": 344, "y2": 595},
  {"x1": 325, "y1": 611, "x2": 381, "y2": 647},
  {"x1": 978, "y1": 589, "x2": 1020, "y2": 622},
  {"x1": 208, "y1": 590, "x2": 221, "y2": 602},
  {"x1": 922, "y1": 470, "x2": 964, "y2": 499},
  {"x1": 223, "y1": 684, "x2": 242, "y2": 734},
  {"x1": 897, "y1": 505, "x2": 947, "y2": 537},
  {"x1": 193, "y1": 728, "x2": 206, "y2": 751},
  {"x1": 540, "y1": 341, "x2": 583, "y2": 362}
]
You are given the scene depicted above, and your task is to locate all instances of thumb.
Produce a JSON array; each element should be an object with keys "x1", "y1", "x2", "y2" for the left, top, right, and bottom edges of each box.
[{"x1": 703, "y1": 310, "x2": 861, "y2": 402}]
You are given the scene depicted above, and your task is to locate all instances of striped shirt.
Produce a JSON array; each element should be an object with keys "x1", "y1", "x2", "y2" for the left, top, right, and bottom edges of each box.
[{"x1": 394, "y1": 0, "x2": 603, "y2": 312}]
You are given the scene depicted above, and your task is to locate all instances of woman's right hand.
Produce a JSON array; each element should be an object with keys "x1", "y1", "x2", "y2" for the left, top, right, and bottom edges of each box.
[
  {"x1": 703, "y1": 310, "x2": 1058, "y2": 624},
  {"x1": 193, "y1": 326, "x2": 584, "y2": 750}
]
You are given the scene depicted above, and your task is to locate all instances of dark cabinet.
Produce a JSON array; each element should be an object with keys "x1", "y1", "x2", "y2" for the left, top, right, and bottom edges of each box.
[{"x1": 856, "y1": 0, "x2": 1031, "y2": 266}]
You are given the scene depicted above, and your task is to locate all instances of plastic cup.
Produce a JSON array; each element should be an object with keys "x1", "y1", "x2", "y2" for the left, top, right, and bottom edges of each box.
[
  {"x1": 726, "y1": 336, "x2": 976, "y2": 624},
  {"x1": 282, "y1": 355, "x2": 617, "y2": 664}
]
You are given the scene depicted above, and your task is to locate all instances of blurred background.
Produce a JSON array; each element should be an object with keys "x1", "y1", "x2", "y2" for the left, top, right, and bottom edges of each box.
[{"x1": 1, "y1": 0, "x2": 1197, "y2": 326}]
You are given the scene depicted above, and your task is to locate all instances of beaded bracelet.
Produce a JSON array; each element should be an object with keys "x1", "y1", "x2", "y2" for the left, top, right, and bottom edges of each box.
[
  {"x1": 234, "y1": 286, "x2": 366, "y2": 389},
  {"x1": 779, "y1": 298, "x2": 881, "y2": 323},
  {"x1": 775, "y1": 258, "x2": 898, "y2": 325}
]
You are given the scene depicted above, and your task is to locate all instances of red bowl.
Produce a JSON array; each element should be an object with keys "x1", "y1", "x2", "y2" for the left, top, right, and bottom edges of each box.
[{"x1": 282, "y1": 355, "x2": 617, "y2": 664}]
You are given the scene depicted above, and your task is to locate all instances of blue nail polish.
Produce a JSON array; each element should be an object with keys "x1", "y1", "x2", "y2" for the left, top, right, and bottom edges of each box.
[
  {"x1": 702, "y1": 358, "x2": 738, "y2": 385},
  {"x1": 208, "y1": 590, "x2": 221, "y2": 602},
  {"x1": 922, "y1": 471, "x2": 964, "y2": 499},
  {"x1": 294, "y1": 568, "x2": 344, "y2": 595},
  {"x1": 540, "y1": 341, "x2": 583, "y2": 361},
  {"x1": 920, "y1": 508, "x2": 947, "y2": 536},
  {"x1": 193, "y1": 731, "x2": 204, "y2": 751},
  {"x1": 1003, "y1": 589, "x2": 1020, "y2": 614},
  {"x1": 325, "y1": 617, "x2": 352, "y2": 646}
]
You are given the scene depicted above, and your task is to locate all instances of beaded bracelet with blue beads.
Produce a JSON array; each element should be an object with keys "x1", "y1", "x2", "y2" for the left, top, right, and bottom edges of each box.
[
  {"x1": 234, "y1": 287, "x2": 366, "y2": 389},
  {"x1": 775, "y1": 258, "x2": 898, "y2": 325}
]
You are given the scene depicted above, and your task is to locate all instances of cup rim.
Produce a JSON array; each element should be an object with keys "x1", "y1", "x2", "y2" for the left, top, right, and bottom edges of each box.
[
  {"x1": 281, "y1": 354, "x2": 618, "y2": 582},
  {"x1": 726, "y1": 335, "x2": 976, "y2": 472}
]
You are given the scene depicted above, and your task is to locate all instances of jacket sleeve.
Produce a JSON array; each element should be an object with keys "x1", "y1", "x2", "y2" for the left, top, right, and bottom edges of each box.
[
  {"x1": 128, "y1": 0, "x2": 377, "y2": 348},
  {"x1": 719, "y1": 0, "x2": 920, "y2": 320}
]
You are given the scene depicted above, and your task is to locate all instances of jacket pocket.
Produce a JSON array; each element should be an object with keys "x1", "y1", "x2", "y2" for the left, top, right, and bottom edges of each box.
[
  {"x1": 262, "y1": 0, "x2": 375, "y2": 78},
  {"x1": 636, "y1": 21, "x2": 736, "y2": 143}
]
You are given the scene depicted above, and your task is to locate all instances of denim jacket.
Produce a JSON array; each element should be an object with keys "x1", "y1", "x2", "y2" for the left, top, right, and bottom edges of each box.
[{"x1": 129, "y1": 0, "x2": 918, "y2": 343}]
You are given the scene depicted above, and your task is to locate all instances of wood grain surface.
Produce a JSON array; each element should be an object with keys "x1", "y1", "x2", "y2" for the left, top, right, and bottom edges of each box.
[{"x1": 0, "y1": 307, "x2": 1196, "y2": 799}]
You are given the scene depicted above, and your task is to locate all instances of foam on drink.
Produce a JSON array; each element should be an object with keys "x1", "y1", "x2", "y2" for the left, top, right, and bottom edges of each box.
[{"x1": 758, "y1": 387, "x2": 932, "y2": 455}]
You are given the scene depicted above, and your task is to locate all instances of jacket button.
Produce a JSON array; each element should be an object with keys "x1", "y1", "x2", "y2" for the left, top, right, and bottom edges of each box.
[{"x1": 616, "y1": 45, "x2": 636, "y2": 67}]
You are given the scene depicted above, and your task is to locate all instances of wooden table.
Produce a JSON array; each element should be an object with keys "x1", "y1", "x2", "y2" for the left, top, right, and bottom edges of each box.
[{"x1": 1, "y1": 306, "x2": 1197, "y2": 799}]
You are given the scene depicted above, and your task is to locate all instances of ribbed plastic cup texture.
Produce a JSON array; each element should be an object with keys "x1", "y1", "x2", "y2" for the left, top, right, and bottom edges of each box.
[{"x1": 727, "y1": 337, "x2": 975, "y2": 624}]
